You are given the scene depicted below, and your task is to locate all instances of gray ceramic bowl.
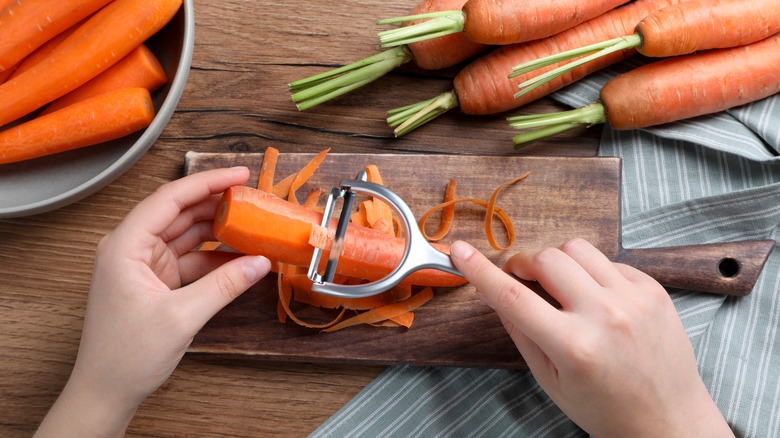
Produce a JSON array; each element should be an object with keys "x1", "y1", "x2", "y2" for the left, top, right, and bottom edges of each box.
[{"x1": 0, "y1": 0, "x2": 195, "y2": 218}]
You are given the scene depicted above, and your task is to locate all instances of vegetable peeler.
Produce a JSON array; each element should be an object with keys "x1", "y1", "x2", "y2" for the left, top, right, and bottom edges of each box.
[{"x1": 307, "y1": 170, "x2": 463, "y2": 298}]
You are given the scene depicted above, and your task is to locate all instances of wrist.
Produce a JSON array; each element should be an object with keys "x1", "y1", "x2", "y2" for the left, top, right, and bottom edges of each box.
[{"x1": 36, "y1": 370, "x2": 140, "y2": 437}]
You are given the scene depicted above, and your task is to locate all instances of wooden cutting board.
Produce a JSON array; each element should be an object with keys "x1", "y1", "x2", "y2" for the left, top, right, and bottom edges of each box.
[{"x1": 184, "y1": 152, "x2": 774, "y2": 368}]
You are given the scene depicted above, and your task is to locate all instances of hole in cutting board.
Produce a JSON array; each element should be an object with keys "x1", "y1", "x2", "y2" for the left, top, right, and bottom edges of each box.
[{"x1": 718, "y1": 258, "x2": 740, "y2": 278}]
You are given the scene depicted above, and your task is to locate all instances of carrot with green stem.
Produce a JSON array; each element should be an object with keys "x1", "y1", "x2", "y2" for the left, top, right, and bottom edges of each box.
[
  {"x1": 289, "y1": 0, "x2": 487, "y2": 111},
  {"x1": 509, "y1": 35, "x2": 780, "y2": 148},
  {"x1": 0, "y1": 0, "x2": 114, "y2": 72},
  {"x1": 388, "y1": 0, "x2": 681, "y2": 137},
  {"x1": 0, "y1": 0, "x2": 182, "y2": 128},
  {"x1": 512, "y1": 0, "x2": 780, "y2": 97},
  {"x1": 0, "y1": 87, "x2": 155, "y2": 164},
  {"x1": 377, "y1": 0, "x2": 631, "y2": 48}
]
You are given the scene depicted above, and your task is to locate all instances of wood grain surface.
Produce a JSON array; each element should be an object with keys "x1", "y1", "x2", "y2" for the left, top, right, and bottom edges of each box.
[{"x1": 0, "y1": 0, "x2": 601, "y2": 436}]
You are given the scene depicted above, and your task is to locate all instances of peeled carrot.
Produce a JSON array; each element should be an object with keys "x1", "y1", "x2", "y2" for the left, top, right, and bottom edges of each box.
[
  {"x1": 0, "y1": 0, "x2": 182, "y2": 128},
  {"x1": 0, "y1": 0, "x2": 113, "y2": 72},
  {"x1": 512, "y1": 0, "x2": 780, "y2": 96},
  {"x1": 0, "y1": 87, "x2": 155, "y2": 164},
  {"x1": 8, "y1": 17, "x2": 87, "y2": 81},
  {"x1": 289, "y1": 0, "x2": 488, "y2": 110},
  {"x1": 387, "y1": 0, "x2": 682, "y2": 136},
  {"x1": 213, "y1": 185, "x2": 467, "y2": 288},
  {"x1": 377, "y1": 0, "x2": 631, "y2": 47},
  {"x1": 509, "y1": 35, "x2": 780, "y2": 146},
  {"x1": 40, "y1": 44, "x2": 168, "y2": 115}
]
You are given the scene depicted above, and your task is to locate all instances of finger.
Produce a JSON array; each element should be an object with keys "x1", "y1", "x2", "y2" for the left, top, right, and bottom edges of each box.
[
  {"x1": 502, "y1": 246, "x2": 601, "y2": 309},
  {"x1": 176, "y1": 255, "x2": 271, "y2": 325},
  {"x1": 122, "y1": 167, "x2": 250, "y2": 238},
  {"x1": 159, "y1": 194, "x2": 222, "y2": 244},
  {"x1": 177, "y1": 250, "x2": 244, "y2": 285},
  {"x1": 166, "y1": 220, "x2": 216, "y2": 257},
  {"x1": 559, "y1": 238, "x2": 627, "y2": 288},
  {"x1": 450, "y1": 241, "x2": 561, "y2": 344}
]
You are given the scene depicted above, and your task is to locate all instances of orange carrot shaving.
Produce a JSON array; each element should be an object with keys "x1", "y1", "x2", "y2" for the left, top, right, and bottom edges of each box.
[
  {"x1": 422, "y1": 178, "x2": 457, "y2": 241},
  {"x1": 277, "y1": 263, "x2": 347, "y2": 329},
  {"x1": 286, "y1": 148, "x2": 331, "y2": 203},
  {"x1": 484, "y1": 172, "x2": 530, "y2": 250},
  {"x1": 257, "y1": 146, "x2": 279, "y2": 192},
  {"x1": 321, "y1": 287, "x2": 434, "y2": 333}
]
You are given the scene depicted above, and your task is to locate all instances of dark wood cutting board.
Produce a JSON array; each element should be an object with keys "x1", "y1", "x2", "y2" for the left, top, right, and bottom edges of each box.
[{"x1": 184, "y1": 152, "x2": 774, "y2": 368}]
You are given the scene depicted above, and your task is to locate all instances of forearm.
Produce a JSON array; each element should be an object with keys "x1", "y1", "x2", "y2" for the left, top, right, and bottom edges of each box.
[{"x1": 35, "y1": 375, "x2": 139, "y2": 438}]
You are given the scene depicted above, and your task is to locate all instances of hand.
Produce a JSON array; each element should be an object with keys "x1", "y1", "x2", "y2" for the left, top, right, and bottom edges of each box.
[
  {"x1": 449, "y1": 238, "x2": 734, "y2": 438},
  {"x1": 36, "y1": 167, "x2": 271, "y2": 437}
]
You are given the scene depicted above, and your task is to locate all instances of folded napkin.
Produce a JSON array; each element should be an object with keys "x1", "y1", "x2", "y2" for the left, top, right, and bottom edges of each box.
[{"x1": 311, "y1": 57, "x2": 780, "y2": 438}]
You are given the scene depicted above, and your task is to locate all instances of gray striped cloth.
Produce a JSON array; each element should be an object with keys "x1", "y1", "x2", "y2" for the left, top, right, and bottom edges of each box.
[{"x1": 311, "y1": 57, "x2": 780, "y2": 438}]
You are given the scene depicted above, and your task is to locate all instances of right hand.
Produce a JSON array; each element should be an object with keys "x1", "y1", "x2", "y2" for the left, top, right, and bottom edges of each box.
[{"x1": 449, "y1": 238, "x2": 734, "y2": 438}]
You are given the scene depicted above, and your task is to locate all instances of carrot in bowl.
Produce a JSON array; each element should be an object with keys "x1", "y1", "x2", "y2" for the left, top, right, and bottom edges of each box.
[
  {"x1": 0, "y1": 87, "x2": 155, "y2": 164},
  {"x1": 0, "y1": 0, "x2": 182, "y2": 128},
  {"x1": 41, "y1": 44, "x2": 168, "y2": 115},
  {"x1": 388, "y1": 0, "x2": 681, "y2": 136},
  {"x1": 0, "y1": 0, "x2": 113, "y2": 72},
  {"x1": 377, "y1": 0, "x2": 631, "y2": 47},
  {"x1": 289, "y1": 0, "x2": 488, "y2": 111},
  {"x1": 511, "y1": 0, "x2": 780, "y2": 97},
  {"x1": 508, "y1": 35, "x2": 780, "y2": 147}
]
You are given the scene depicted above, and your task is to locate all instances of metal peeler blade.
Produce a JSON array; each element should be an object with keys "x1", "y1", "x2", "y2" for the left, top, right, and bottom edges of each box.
[{"x1": 307, "y1": 170, "x2": 463, "y2": 298}]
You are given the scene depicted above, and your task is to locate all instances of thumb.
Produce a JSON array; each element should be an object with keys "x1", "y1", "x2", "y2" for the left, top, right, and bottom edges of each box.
[{"x1": 178, "y1": 255, "x2": 272, "y2": 325}]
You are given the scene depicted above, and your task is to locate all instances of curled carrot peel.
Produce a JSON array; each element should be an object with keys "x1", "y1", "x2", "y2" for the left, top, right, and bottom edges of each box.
[
  {"x1": 418, "y1": 173, "x2": 528, "y2": 250},
  {"x1": 258, "y1": 147, "x2": 280, "y2": 192},
  {"x1": 321, "y1": 287, "x2": 434, "y2": 333}
]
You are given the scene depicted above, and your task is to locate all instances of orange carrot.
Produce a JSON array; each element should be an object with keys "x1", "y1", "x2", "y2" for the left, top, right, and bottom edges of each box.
[
  {"x1": 0, "y1": 0, "x2": 113, "y2": 72},
  {"x1": 0, "y1": 0, "x2": 182, "y2": 128},
  {"x1": 0, "y1": 87, "x2": 155, "y2": 164},
  {"x1": 321, "y1": 287, "x2": 434, "y2": 332},
  {"x1": 8, "y1": 17, "x2": 87, "y2": 80},
  {"x1": 387, "y1": 0, "x2": 682, "y2": 136},
  {"x1": 378, "y1": 0, "x2": 631, "y2": 47},
  {"x1": 509, "y1": 35, "x2": 780, "y2": 146},
  {"x1": 512, "y1": 0, "x2": 780, "y2": 96},
  {"x1": 40, "y1": 44, "x2": 168, "y2": 115},
  {"x1": 289, "y1": 0, "x2": 488, "y2": 110},
  {"x1": 0, "y1": 0, "x2": 13, "y2": 11},
  {"x1": 421, "y1": 179, "x2": 456, "y2": 241},
  {"x1": 213, "y1": 185, "x2": 467, "y2": 288}
]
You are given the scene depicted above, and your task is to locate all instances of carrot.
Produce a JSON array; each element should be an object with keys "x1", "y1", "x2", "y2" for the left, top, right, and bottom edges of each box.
[
  {"x1": 0, "y1": 0, "x2": 13, "y2": 11},
  {"x1": 0, "y1": 87, "x2": 155, "y2": 164},
  {"x1": 40, "y1": 44, "x2": 168, "y2": 115},
  {"x1": 8, "y1": 17, "x2": 88, "y2": 80},
  {"x1": 289, "y1": 0, "x2": 488, "y2": 110},
  {"x1": 377, "y1": 0, "x2": 631, "y2": 47},
  {"x1": 0, "y1": 0, "x2": 182, "y2": 128},
  {"x1": 0, "y1": 0, "x2": 113, "y2": 72},
  {"x1": 512, "y1": 0, "x2": 780, "y2": 97},
  {"x1": 320, "y1": 287, "x2": 434, "y2": 332},
  {"x1": 213, "y1": 185, "x2": 467, "y2": 288},
  {"x1": 509, "y1": 35, "x2": 780, "y2": 147},
  {"x1": 387, "y1": 0, "x2": 682, "y2": 136}
]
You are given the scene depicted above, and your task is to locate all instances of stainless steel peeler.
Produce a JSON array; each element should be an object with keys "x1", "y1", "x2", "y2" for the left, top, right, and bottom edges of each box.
[{"x1": 307, "y1": 170, "x2": 463, "y2": 298}]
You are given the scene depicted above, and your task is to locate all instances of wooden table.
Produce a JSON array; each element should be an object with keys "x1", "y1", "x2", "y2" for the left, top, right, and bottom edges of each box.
[{"x1": 0, "y1": 1, "x2": 599, "y2": 436}]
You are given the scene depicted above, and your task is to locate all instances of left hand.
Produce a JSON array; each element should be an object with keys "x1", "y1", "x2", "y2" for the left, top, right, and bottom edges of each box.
[{"x1": 36, "y1": 167, "x2": 271, "y2": 436}]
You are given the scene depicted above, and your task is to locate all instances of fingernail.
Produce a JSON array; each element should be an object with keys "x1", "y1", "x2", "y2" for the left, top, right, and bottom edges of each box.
[
  {"x1": 450, "y1": 240, "x2": 474, "y2": 261},
  {"x1": 243, "y1": 256, "x2": 271, "y2": 282}
]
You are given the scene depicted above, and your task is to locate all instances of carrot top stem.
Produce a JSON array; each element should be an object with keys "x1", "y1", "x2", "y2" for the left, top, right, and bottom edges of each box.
[
  {"x1": 377, "y1": 10, "x2": 463, "y2": 48},
  {"x1": 289, "y1": 46, "x2": 411, "y2": 110},
  {"x1": 386, "y1": 90, "x2": 458, "y2": 137},
  {"x1": 510, "y1": 34, "x2": 641, "y2": 98},
  {"x1": 508, "y1": 102, "x2": 606, "y2": 148}
]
